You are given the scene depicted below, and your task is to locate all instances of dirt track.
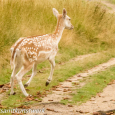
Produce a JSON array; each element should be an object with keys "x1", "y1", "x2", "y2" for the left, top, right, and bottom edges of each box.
[{"x1": 26, "y1": 56, "x2": 115, "y2": 115}]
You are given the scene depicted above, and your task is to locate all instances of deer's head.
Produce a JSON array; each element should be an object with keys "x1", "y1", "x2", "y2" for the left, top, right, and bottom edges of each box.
[{"x1": 53, "y1": 8, "x2": 74, "y2": 30}]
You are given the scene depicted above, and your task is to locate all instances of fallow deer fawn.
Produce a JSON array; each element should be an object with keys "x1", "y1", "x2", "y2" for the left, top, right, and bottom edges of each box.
[{"x1": 10, "y1": 8, "x2": 74, "y2": 96}]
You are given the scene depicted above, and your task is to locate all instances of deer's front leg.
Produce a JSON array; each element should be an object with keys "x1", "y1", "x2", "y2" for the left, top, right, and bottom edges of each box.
[
  {"x1": 46, "y1": 57, "x2": 55, "y2": 86},
  {"x1": 24, "y1": 63, "x2": 37, "y2": 87}
]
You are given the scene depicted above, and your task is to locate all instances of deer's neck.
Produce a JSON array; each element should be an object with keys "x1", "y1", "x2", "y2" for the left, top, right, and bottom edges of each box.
[{"x1": 53, "y1": 19, "x2": 65, "y2": 44}]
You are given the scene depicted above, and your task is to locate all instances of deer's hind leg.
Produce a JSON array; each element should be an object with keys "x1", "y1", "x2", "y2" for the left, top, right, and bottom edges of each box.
[
  {"x1": 15, "y1": 64, "x2": 33, "y2": 97},
  {"x1": 10, "y1": 55, "x2": 22, "y2": 95},
  {"x1": 10, "y1": 64, "x2": 21, "y2": 95}
]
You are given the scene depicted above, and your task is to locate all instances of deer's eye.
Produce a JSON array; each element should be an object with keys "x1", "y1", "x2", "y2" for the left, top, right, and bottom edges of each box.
[{"x1": 69, "y1": 19, "x2": 71, "y2": 21}]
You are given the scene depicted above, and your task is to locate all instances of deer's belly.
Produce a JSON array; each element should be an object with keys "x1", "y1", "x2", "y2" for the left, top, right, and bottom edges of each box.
[{"x1": 36, "y1": 51, "x2": 52, "y2": 63}]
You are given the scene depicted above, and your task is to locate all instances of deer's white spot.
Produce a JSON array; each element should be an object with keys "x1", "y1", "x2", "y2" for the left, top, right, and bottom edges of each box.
[{"x1": 42, "y1": 43, "x2": 44, "y2": 46}]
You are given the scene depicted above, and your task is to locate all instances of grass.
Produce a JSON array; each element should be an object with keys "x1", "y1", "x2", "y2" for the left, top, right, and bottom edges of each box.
[
  {"x1": 1, "y1": 0, "x2": 115, "y2": 109},
  {"x1": 61, "y1": 65, "x2": 115, "y2": 105},
  {"x1": 1, "y1": 49, "x2": 115, "y2": 108}
]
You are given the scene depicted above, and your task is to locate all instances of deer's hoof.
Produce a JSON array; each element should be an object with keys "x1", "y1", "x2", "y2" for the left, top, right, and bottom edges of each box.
[
  {"x1": 10, "y1": 92, "x2": 16, "y2": 95},
  {"x1": 24, "y1": 84, "x2": 29, "y2": 87},
  {"x1": 26, "y1": 94, "x2": 32, "y2": 97},
  {"x1": 13, "y1": 92, "x2": 16, "y2": 95},
  {"x1": 46, "y1": 81, "x2": 49, "y2": 86}
]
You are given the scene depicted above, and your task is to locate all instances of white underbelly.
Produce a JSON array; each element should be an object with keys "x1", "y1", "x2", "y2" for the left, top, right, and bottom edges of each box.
[{"x1": 36, "y1": 51, "x2": 52, "y2": 63}]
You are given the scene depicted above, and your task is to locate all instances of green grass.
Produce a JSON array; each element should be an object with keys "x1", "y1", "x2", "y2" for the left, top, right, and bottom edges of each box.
[
  {"x1": 65, "y1": 65, "x2": 115, "y2": 105},
  {"x1": 0, "y1": 113, "x2": 11, "y2": 115},
  {"x1": 1, "y1": 49, "x2": 115, "y2": 108}
]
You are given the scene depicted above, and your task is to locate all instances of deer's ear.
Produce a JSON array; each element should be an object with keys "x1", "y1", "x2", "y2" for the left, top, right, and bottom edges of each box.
[
  {"x1": 63, "y1": 8, "x2": 67, "y2": 19},
  {"x1": 53, "y1": 8, "x2": 59, "y2": 18}
]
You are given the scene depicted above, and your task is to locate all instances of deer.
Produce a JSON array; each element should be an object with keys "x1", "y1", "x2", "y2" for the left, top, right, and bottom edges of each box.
[{"x1": 10, "y1": 8, "x2": 74, "y2": 97}]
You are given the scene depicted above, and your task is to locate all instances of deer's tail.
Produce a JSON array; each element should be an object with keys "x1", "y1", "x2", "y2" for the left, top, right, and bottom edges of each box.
[{"x1": 10, "y1": 47, "x2": 21, "y2": 70}]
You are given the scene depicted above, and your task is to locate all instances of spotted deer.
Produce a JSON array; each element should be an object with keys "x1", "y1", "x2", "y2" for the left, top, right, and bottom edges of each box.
[{"x1": 10, "y1": 8, "x2": 74, "y2": 96}]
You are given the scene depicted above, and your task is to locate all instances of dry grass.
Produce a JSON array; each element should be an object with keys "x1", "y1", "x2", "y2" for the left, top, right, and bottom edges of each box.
[{"x1": 0, "y1": 0, "x2": 115, "y2": 77}]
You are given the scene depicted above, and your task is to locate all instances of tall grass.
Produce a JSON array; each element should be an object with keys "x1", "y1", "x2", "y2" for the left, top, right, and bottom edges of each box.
[{"x1": 0, "y1": 0, "x2": 115, "y2": 69}]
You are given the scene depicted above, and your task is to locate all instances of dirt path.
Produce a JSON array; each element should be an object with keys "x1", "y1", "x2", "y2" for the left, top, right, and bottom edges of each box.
[
  {"x1": 41, "y1": 58, "x2": 115, "y2": 103},
  {"x1": 101, "y1": 0, "x2": 115, "y2": 14},
  {"x1": 26, "y1": 57, "x2": 115, "y2": 115},
  {"x1": 27, "y1": 84, "x2": 115, "y2": 115},
  {"x1": 28, "y1": 84, "x2": 115, "y2": 115}
]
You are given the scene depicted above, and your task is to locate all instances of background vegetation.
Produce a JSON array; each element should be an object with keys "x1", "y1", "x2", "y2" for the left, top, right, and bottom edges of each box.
[{"x1": 1, "y1": 0, "x2": 115, "y2": 70}]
